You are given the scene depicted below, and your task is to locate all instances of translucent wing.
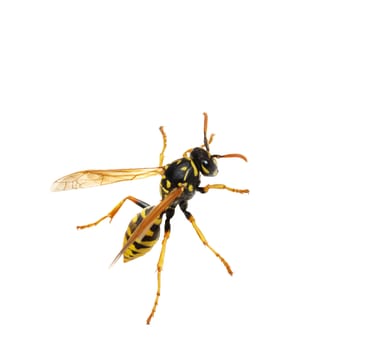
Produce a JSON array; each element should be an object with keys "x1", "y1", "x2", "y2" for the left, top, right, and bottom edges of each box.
[
  {"x1": 109, "y1": 186, "x2": 184, "y2": 267},
  {"x1": 51, "y1": 167, "x2": 164, "y2": 192}
]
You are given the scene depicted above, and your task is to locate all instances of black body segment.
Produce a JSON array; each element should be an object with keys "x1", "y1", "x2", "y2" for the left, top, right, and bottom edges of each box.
[{"x1": 160, "y1": 157, "x2": 200, "y2": 201}]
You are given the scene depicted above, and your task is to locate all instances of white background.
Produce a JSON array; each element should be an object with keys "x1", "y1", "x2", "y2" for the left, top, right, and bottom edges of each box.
[{"x1": 1, "y1": 1, "x2": 383, "y2": 349}]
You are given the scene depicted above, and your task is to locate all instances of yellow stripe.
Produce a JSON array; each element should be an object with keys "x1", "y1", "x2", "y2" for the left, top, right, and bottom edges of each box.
[{"x1": 190, "y1": 159, "x2": 199, "y2": 176}]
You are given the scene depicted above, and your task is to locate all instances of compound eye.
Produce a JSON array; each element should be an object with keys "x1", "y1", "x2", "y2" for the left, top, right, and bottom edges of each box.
[
  {"x1": 201, "y1": 158, "x2": 218, "y2": 177},
  {"x1": 200, "y1": 159, "x2": 210, "y2": 175},
  {"x1": 202, "y1": 159, "x2": 209, "y2": 168}
]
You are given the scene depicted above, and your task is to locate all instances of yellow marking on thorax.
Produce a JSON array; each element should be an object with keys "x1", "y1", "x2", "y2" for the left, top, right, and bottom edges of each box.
[
  {"x1": 190, "y1": 159, "x2": 199, "y2": 176},
  {"x1": 183, "y1": 168, "x2": 190, "y2": 181}
]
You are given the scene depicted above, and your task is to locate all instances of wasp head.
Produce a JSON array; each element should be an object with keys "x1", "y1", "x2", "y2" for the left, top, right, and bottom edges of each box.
[{"x1": 190, "y1": 147, "x2": 218, "y2": 177}]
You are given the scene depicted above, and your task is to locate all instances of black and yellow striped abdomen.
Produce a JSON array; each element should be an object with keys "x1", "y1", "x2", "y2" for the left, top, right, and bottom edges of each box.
[{"x1": 123, "y1": 206, "x2": 163, "y2": 263}]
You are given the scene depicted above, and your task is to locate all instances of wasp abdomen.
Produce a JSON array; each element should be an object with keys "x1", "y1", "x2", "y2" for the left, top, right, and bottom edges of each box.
[{"x1": 123, "y1": 206, "x2": 162, "y2": 262}]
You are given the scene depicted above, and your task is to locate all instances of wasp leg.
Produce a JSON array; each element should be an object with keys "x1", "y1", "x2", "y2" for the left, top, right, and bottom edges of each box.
[
  {"x1": 158, "y1": 126, "x2": 167, "y2": 167},
  {"x1": 198, "y1": 184, "x2": 249, "y2": 194},
  {"x1": 126, "y1": 197, "x2": 150, "y2": 209},
  {"x1": 77, "y1": 196, "x2": 150, "y2": 230},
  {"x1": 146, "y1": 207, "x2": 176, "y2": 325},
  {"x1": 179, "y1": 201, "x2": 233, "y2": 276}
]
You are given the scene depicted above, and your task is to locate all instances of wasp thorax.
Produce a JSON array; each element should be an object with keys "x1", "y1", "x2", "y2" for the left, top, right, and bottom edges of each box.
[{"x1": 190, "y1": 147, "x2": 218, "y2": 176}]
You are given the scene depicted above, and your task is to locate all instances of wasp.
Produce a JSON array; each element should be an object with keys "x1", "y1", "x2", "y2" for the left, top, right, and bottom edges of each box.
[{"x1": 51, "y1": 113, "x2": 249, "y2": 324}]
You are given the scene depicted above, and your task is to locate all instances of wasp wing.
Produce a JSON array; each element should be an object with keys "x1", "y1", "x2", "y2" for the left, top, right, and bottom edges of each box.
[
  {"x1": 109, "y1": 186, "x2": 184, "y2": 267},
  {"x1": 51, "y1": 167, "x2": 164, "y2": 192}
]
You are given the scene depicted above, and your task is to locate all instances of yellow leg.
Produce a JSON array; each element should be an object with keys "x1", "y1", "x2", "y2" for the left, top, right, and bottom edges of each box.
[
  {"x1": 146, "y1": 207, "x2": 175, "y2": 324},
  {"x1": 179, "y1": 201, "x2": 232, "y2": 275},
  {"x1": 76, "y1": 195, "x2": 139, "y2": 230},
  {"x1": 199, "y1": 184, "x2": 249, "y2": 194},
  {"x1": 188, "y1": 214, "x2": 233, "y2": 275},
  {"x1": 158, "y1": 126, "x2": 167, "y2": 167},
  {"x1": 146, "y1": 229, "x2": 171, "y2": 325}
]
